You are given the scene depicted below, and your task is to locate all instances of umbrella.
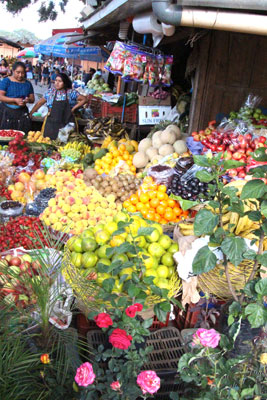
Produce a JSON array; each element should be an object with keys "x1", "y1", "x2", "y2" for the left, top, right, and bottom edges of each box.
[
  {"x1": 34, "y1": 33, "x2": 108, "y2": 62},
  {"x1": 17, "y1": 47, "x2": 37, "y2": 58}
]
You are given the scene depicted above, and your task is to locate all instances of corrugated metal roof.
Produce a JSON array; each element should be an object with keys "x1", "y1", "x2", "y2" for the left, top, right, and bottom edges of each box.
[{"x1": 0, "y1": 37, "x2": 23, "y2": 49}]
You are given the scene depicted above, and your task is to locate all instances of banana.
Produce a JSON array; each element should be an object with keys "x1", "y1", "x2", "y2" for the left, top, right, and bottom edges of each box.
[
  {"x1": 229, "y1": 212, "x2": 239, "y2": 232},
  {"x1": 235, "y1": 215, "x2": 249, "y2": 235},
  {"x1": 179, "y1": 222, "x2": 194, "y2": 231},
  {"x1": 222, "y1": 212, "x2": 231, "y2": 223}
]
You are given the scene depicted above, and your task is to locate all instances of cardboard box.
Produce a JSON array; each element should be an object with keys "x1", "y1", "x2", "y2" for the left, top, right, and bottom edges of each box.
[
  {"x1": 139, "y1": 95, "x2": 171, "y2": 106},
  {"x1": 139, "y1": 105, "x2": 172, "y2": 125}
]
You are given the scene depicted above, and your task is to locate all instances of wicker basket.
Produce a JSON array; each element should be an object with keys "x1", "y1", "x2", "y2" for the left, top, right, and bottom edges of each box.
[
  {"x1": 198, "y1": 259, "x2": 254, "y2": 300},
  {"x1": 62, "y1": 248, "x2": 182, "y2": 313}
]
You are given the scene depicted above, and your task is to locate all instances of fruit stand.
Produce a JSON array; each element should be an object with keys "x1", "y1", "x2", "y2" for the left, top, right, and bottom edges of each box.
[{"x1": 0, "y1": 93, "x2": 267, "y2": 399}]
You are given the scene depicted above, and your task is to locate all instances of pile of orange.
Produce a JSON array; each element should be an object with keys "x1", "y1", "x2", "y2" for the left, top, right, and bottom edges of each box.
[
  {"x1": 94, "y1": 144, "x2": 136, "y2": 175},
  {"x1": 123, "y1": 176, "x2": 189, "y2": 224}
]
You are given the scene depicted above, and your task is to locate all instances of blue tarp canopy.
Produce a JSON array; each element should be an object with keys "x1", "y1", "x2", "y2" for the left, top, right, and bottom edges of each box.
[{"x1": 34, "y1": 33, "x2": 108, "y2": 62}]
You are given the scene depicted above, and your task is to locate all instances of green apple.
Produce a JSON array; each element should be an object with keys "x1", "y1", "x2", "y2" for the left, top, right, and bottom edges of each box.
[
  {"x1": 72, "y1": 238, "x2": 83, "y2": 253},
  {"x1": 104, "y1": 221, "x2": 118, "y2": 235},
  {"x1": 96, "y1": 258, "x2": 111, "y2": 270},
  {"x1": 112, "y1": 253, "x2": 129, "y2": 264},
  {"x1": 80, "y1": 229, "x2": 95, "y2": 239},
  {"x1": 134, "y1": 235, "x2": 147, "y2": 248},
  {"x1": 142, "y1": 253, "x2": 158, "y2": 269},
  {"x1": 21, "y1": 254, "x2": 32, "y2": 263},
  {"x1": 95, "y1": 230, "x2": 110, "y2": 245},
  {"x1": 96, "y1": 272, "x2": 112, "y2": 285},
  {"x1": 155, "y1": 278, "x2": 170, "y2": 290},
  {"x1": 92, "y1": 223, "x2": 105, "y2": 234},
  {"x1": 151, "y1": 223, "x2": 163, "y2": 236}
]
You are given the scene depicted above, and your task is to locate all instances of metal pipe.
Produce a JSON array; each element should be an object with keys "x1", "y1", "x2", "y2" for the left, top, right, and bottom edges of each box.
[
  {"x1": 152, "y1": 0, "x2": 267, "y2": 36},
  {"x1": 176, "y1": 0, "x2": 267, "y2": 11}
]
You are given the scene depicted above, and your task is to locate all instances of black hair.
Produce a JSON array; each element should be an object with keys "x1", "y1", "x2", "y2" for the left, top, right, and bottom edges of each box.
[
  {"x1": 1, "y1": 59, "x2": 8, "y2": 67},
  {"x1": 12, "y1": 61, "x2": 26, "y2": 72},
  {"x1": 56, "y1": 72, "x2": 72, "y2": 89},
  {"x1": 89, "y1": 68, "x2": 96, "y2": 74}
]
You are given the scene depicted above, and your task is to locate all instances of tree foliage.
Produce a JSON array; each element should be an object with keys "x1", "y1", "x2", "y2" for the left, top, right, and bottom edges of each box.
[{"x1": 1, "y1": 0, "x2": 86, "y2": 21}]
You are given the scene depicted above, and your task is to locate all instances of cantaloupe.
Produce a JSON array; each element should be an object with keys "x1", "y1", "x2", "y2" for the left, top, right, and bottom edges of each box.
[
  {"x1": 133, "y1": 151, "x2": 149, "y2": 168},
  {"x1": 146, "y1": 147, "x2": 158, "y2": 161},
  {"x1": 138, "y1": 138, "x2": 152, "y2": 152},
  {"x1": 160, "y1": 129, "x2": 176, "y2": 145},
  {"x1": 173, "y1": 140, "x2": 187, "y2": 155},
  {"x1": 158, "y1": 144, "x2": 174, "y2": 156}
]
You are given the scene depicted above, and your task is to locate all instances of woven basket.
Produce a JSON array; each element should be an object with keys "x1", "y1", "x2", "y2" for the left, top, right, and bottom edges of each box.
[
  {"x1": 198, "y1": 259, "x2": 254, "y2": 300},
  {"x1": 62, "y1": 248, "x2": 182, "y2": 313}
]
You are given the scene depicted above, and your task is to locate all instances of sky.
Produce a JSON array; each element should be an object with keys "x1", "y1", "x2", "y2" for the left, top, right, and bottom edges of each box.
[{"x1": 0, "y1": 0, "x2": 83, "y2": 39}]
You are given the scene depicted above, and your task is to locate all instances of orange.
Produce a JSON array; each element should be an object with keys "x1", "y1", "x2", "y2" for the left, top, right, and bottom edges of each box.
[
  {"x1": 146, "y1": 210, "x2": 155, "y2": 221},
  {"x1": 128, "y1": 205, "x2": 137, "y2": 213},
  {"x1": 136, "y1": 202, "x2": 144, "y2": 211},
  {"x1": 123, "y1": 200, "x2": 131, "y2": 209},
  {"x1": 130, "y1": 194, "x2": 138, "y2": 205},
  {"x1": 123, "y1": 154, "x2": 129, "y2": 161},
  {"x1": 160, "y1": 218, "x2": 168, "y2": 225},
  {"x1": 143, "y1": 176, "x2": 154, "y2": 184},
  {"x1": 140, "y1": 193, "x2": 149, "y2": 204},
  {"x1": 158, "y1": 185, "x2": 167, "y2": 193},
  {"x1": 118, "y1": 144, "x2": 126, "y2": 152},
  {"x1": 159, "y1": 200, "x2": 168, "y2": 209},
  {"x1": 164, "y1": 210, "x2": 174, "y2": 221},
  {"x1": 165, "y1": 207, "x2": 173, "y2": 214},
  {"x1": 156, "y1": 205, "x2": 165, "y2": 215},
  {"x1": 173, "y1": 206, "x2": 181, "y2": 216},
  {"x1": 157, "y1": 192, "x2": 166, "y2": 201},
  {"x1": 154, "y1": 213, "x2": 161, "y2": 222},
  {"x1": 148, "y1": 190, "x2": 157, "y2": 199},
  {"x1": 130, "y1": 166, "x2": 136, "y2": 173},
  {"x1": 150, "y1": 198, "x2": 160, "y2": 208},
  {"x1": 141, "y1": 209, "x2": 148, "y2": 218},
  {"x1": 126, "y1": 160, "x2": 132, "y2": 166},
  {"x1": 112, "y1": 150, "x2": 119, "y2": 157},
  {"x1": 168, "y1": 199, "x2": 176, "y2": 208}
]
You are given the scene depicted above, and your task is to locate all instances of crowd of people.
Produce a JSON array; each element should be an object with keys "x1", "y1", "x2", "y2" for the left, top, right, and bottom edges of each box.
[{"x1": 0, "y1": 60, "x2": 88, "y2": 139}]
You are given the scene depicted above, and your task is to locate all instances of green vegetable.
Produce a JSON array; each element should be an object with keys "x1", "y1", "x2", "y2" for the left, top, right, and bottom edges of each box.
[
  {"x1": 93, "y1": 148, "x2": 108, "y2": 161},
  {"x1": 83, "y1": 153, "x2": 94, "y2": 168}
]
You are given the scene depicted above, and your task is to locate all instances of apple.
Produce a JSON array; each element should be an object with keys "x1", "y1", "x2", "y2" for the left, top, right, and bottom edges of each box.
[
  {"x1": 10, "y1": 257, "x2": 22, "y2": 267},
  {"x1": 20, "y1": 261, "x2": 30, "y2": 272},
  {"x1": 228, "y1": 169, "x2": 237, "y2": 177},
  {"x1": 5, "y1": 255, "x2": 12, "y2": 263},
  {"x1": 32, "y1": 260, "x2": 42, "y2": 271},
  {"x1": 21, "y1": 254, "x2": 32, "y2": 263},
  {"x1": 238, "y1": 171, "x2": 246, "y2": 178},
  {"x1": 232, "y1": 152, "x2": 242, "y2": 160},
  {"x1": 245, "y1": 133, "x2": 252, "y2": 141}
]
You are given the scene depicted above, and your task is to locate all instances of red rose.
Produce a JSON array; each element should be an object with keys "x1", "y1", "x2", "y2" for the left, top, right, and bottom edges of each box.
[
  {"x1": 94, "y1": 313, "x2": 113, "y2": 328},
  {"x1": 125, "y1": 305, "x2": 138, "y2": 318},
  {"x1": 109, "y1": 328, "x2": 132, "y2": 350},
  {"x1": 125, "y1": 303, "x2": 144, "y2": 318}
]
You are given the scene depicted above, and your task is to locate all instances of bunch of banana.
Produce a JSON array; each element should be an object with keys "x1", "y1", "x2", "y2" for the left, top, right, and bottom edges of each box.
[
  {"x1": 179, "y1": 221, "x2": 195, "y2": 236},
  {"x1": 85, "y1": 117, "x2": 128, "y2": 139},
  {"x1": 58, "y1": 141, "x2": 91, "y2": 156}
]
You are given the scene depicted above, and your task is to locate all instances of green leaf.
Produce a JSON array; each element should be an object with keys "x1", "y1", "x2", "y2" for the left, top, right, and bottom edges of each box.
[
  {"x1": 241, "y1": 179, "x2": 266, "y2": 200},
  {"x1": 102, "y1": 278, "x2": 115, "y2": 293},
  {"x1": 223, "y1": 160, "x2": 246, "y2": 170},
  {"x1": 230, "y1": 389, "x2": 239, "y2": 400},
  {"x1": 194, "y1": 209, "x2": 219, "y2": 236},
  {"x1": 143, "y1": 318, "x2": 153, "y2": 329},
  {"x1": 193, "y1": 155, "x2": 211, "y2": 167},
  {"x1": 170, "y1": 194, "x2": 199, "y2": 211},
  {"x1": 244, "y1": 304, "x2": 267, "y2": 328},
  {"x1": 255, "y1": 278, "x2": 267, "y2": 296},
  {"x1": 241, "y1": 388, "x2": 255, "y2": 399},
  {"x1": 229, "y1": 301, "x2": 242, "y2": 317},
  {"x1": 247, "y1": 211, "x2": 262, "y2": 221},
  {"x1": 221, "y1": 237, "x2": 247, "y2": 266},
  {"x1": 261, "y1": 200, "x2": 267, "y2": 218},
  {"x1": 160, "y1": 301, "x2": 171, "y2": 312},
  {"x1": 192, "y1": 245, "x2": 217, "y2": 275},
  {"x1": 243, "y1": 249, "x2": 257, "y2": 260},
  {"x1": 195, "y1": 170, "x2": 214, "y2": 183},
  {"x1": 251, "y1": 147, "x2": 267, "y2": 162},
  {"x1": 154, "y1": 303, "x2": 168, "y2": 322},
  {"x1": 138, "y1": 227, "x2": 155, "y2": 236},
  {"x1": 222, "y1": 186, "x2": 239, "y2": 201},
  {"x1": 262, "y1": 220, "x2": 267, "y2": 235},
  {"x1": 128, "y1": 285, "x2": 140, "y2": 297},
  {"x1": 257, "y1": 252, "x2": 267, "y2": 267}
]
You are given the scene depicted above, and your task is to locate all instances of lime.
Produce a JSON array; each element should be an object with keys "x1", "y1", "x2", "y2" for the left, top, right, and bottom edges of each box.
[
  {"x1": 72, "y1": 238, "x2": 83, "y2": 253},
  {"x1": 158, "y1": 234, "x2": 172, "y2": 250},
  {"x1": 82, "y1": 252, "x2": 98, "y2": 268},
  {"x1": 148, "y1": 243, "x2": 165, "y2": 258},
  {"x1": 134, "y1": 235, "x2": 147, "y2": 248},
  {"x1": 155, "y1": 278, "x2": 170, "y2": 290},
  {"x1": 145, "y1": 228, "x2": 160, "y2": 243},
  {"x1": 80, "y1": 229, "x2": 94, "y2": 239},
  {"x1": 112, "y1": 253, "x2": 129, "y2": 264},
  {"x1": 161, "y1": 252, "x2": 174, "y2": 267},
  {"x1": 71, "y1": 252, "x2": 83, "y2": 268},
  {"x1": 95, "y1": 230, "x2": 110, "y2": 245},
  {"x1": 168, "y1": 243, "x2": 179, "y2": 255},
  {"x1": 105, "y1": 221, "x2": 118, "y2": 235},
  {"x1": 96, "y1": 245, "x2": 112, "y2": 259},
  {"x1": 81, "y1": 238, "x2": 97, "y2": 252},
  {"x1": 119, "y1": 267, "x2": 134, "y2": 280},
  {"x1": 142, "y1": 253, "x2": 158, "y2": 269},
  {"x1": 157, "y1": 265, "x2": 169, "y2": 279},
  {"x1": 92, "y1": 223, "x2": 105, "y2": 234},
  {"x1": 114, "y1": 211, "x2": 129, "y2": 223},
  {"x1": 151, "y1": 223, "x2": 163, "y2": 236},
  {"x1": 96, "y1": 272, "x2": 112, "y2": 285}
]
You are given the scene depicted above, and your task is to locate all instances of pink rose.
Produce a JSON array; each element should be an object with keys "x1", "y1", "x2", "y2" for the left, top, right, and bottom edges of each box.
[
  {"x1": 109, "y1": 328, "x2": 132, "y2": 350},
  {"x1": 137, "y1": 370, "x2": 160, "y2": 395},
  {"x1": 94, "y1": 312, "x2": 113, "y2": 328},
  {"x1": 193, "y1": 328, "x2": 221, "y2": 348},
  {"x1": 125, "y1": 303, "x2": 144, "y2": 318},
  {"x1": 110, "y1": 381, "x2": 121, "y2": 391},
  {"x1": 75, "y1": 362, "x2": 95, "y2": 387}
]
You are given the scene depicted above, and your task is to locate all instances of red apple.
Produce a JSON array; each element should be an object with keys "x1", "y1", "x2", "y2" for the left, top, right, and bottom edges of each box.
[
  {"x1": 32, "y1": 260, "x2": 42, "y2": 271},
  {"x1": 224, "y1": 151, "x2": 233, "y2": 160},
  {"x1": 245, "y1": 133, "x2": 252, "y2": 141},
  {"x1": 228, "y1": 169, "x2": 237, "y2": 177},
  {"x1": 20, "y1": 261, "x2": 30, "y2": 272},
  {"x1": 232, "y1": 152, "x2": 242, "y2": 160},
  {"x1": 238, "y1": 171, "x2": 246, "y2": 178},
  {"x1": 10, "y1": 257, "x2": 22, "y2": 267}
]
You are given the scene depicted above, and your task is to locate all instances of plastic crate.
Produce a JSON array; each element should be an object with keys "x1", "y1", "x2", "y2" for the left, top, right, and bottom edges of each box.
[
  {"x1": 87, "y1": 95, "x2": 102, "y2": 118},
  {"x1": 101, "y1": 102, "x2": 137, "y2": 123},
  {"x1": 150, "y1": 313, "x2": 170, "y2": 331}
]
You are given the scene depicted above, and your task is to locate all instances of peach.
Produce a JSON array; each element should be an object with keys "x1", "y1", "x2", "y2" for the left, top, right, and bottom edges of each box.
[{"x1": 66, "y1": 196, "x2": 75, "y2": 205}]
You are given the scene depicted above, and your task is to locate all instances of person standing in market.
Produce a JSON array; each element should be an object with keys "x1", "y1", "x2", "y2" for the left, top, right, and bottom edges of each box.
[
  {"x1": 0, "y1": 61, "x2": 34, "y2": 133},
  {"x1": 41, "y1": 62, "x2": 50, "y2": 86},
  {"x1": 0, "y1": 59, "x2": 10, "y2": 78},
  {"x1": 29, "y1": 72, "x2": 87, "y2": 140}
]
